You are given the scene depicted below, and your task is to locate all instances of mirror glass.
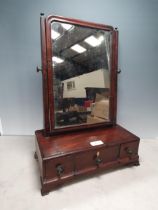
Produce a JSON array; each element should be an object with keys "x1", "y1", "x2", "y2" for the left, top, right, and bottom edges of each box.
[{"x1": 51, "y1": 21, "x2": 112, "y2": 128}]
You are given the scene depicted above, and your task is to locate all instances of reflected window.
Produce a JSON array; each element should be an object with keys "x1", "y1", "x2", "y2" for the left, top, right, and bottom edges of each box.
[{"x1": 67, "y1": 81, "x2": 75, "y2": 90}]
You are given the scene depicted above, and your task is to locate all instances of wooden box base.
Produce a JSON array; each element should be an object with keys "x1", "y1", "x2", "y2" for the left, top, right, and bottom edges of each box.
[{"x1": 35, "y1": 125, "x2": 140, "y2": 196}]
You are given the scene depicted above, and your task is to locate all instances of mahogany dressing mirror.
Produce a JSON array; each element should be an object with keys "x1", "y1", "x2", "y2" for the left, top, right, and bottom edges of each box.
[{"x1": 35, "y1": 15, "x2": 140, "y2": 196}]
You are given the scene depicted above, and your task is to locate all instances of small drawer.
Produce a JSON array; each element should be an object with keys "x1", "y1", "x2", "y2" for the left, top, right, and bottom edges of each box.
[
  {"x1": 45, "y1": 156, "x2": 74, "y2": 179},
  {"x1": 120, "y1": 141, "x2": 139, "y2": 158},
  {"x1": 75, "y1": 146, "x2": 119, "y2": 172}
]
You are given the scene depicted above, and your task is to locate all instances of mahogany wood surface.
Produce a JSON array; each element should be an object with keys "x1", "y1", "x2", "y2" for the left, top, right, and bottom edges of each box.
[{"x1": 40, "y1": 14, "x2": 50, "y2": 134}]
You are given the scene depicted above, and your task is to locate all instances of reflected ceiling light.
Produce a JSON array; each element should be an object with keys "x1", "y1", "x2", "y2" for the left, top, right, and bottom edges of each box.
[
  {"x1": 51, "y1": 30, "x2": 60, "y2": 39},
  {"x1": 61, "y1": 23, "x2": 73, "y2": 31},
  {"x1": 52, "y1": 56, "x2": 64, "y2": 63},
  {"x1": 70, "y1": 44, "x2": 86, "y2": 53},
  {"x1": 84, "y1": 35, "x2": 104, "y2": 47},
  {"x1": 98, "y1": 35, "x2": 104, "y2": 43}
]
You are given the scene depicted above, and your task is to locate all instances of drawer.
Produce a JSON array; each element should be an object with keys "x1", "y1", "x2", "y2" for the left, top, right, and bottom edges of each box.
[
  {"x1": 75, "y1": 146, "x2": 120, "y2": 172},
  {"x1": 120, "y1": 141, "x2": 139, "y2": 158},
  {"x1": 45, "y1": 156, "x2": 74, "y2": 179}
]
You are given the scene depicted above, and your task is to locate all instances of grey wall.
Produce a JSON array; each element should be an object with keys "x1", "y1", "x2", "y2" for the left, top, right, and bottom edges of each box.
[{"x1": 0, "y1": 0, "x2": 158, "y2": 138}]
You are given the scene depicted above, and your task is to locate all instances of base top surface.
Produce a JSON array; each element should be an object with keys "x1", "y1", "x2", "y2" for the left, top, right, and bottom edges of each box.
[{"x1": 35, "y1": 125, "x2": 139, "y2": 159}]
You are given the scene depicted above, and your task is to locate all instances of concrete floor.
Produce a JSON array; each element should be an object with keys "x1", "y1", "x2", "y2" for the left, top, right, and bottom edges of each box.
[{"x1": 0, "y1": 136, "x2": 158, "y2": 210}]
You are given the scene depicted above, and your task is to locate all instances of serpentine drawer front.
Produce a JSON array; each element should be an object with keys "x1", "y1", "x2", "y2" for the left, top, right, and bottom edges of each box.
[
  {"x1": 120, "y1": 141, "x2": 139, "y2": 159},
  {"x1": 45, "y1": 156, "x2": 74, "y2": 179},
  {"x1": 45, "y1": 145, "x2": 120, "y2": 179},
  {"x1": 75, "y1": 146, "x2": 120, "y2": 173}
]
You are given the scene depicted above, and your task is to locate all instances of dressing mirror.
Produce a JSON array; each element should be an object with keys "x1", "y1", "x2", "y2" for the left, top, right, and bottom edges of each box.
[
  {"x1": 35, "y1": 15, "x2": 140, "y2": 196},
  {"x1": 42, "y1": 16, "x2": 118, "y2": 134}
]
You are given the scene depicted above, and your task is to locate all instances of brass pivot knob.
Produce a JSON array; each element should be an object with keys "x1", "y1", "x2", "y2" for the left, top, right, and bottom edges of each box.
[
  {"x1": 117, "y1": 69, "x2": 121, "y2": 74},
  {"x1": 56, "y1": 164, "x2": 64, "y2": 176},
  {"x1": 36, "y1": 66, "x2": 42, "y2": 73}
]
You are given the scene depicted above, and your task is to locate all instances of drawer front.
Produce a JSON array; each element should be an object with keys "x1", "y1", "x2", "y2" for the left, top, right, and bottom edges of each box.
[
  {"x1": 120, "y1": 141, "x2": 139, "y2": 159},
  {"x1": 75, "y1": 146, "x2": 120, "y2": 172},
  {"x1": 45, "y1": 156, "x2": 74, "y2": 179}
]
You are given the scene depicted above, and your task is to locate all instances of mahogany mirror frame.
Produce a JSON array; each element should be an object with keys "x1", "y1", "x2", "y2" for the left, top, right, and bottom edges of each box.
[{"x1": 40, "y1": 14, "x2": 118, "y2": 135}]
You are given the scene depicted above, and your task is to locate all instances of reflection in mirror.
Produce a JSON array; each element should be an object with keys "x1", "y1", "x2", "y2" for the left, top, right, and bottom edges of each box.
[{"x1": 51, "y1": 21, "x2": 112, "y2": 128}]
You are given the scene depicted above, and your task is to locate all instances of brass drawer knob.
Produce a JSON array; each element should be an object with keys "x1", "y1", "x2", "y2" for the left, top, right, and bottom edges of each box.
[
  {"x1": 95, "y1": 156, "x2": 102, "y2": 165},
  {"x1": 95, "y1": 151, "x2": 102, "y2": 165},
  {"x1": 56, "y1": 164, "x2": 64, "y2": 176},
  {"x1": 126, "y1": 148, "x2": 133, "y2": 155}
]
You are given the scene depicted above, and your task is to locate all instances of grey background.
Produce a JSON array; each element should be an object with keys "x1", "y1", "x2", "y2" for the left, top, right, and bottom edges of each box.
[{"x1": 0, "y1": 0, "x2": 158, "y2": 138}]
